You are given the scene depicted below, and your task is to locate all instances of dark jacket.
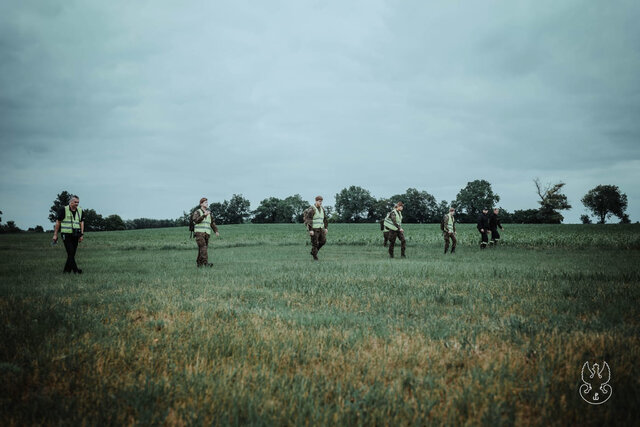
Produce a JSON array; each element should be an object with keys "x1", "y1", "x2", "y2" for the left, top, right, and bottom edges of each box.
[
  {"x1": 477, "y1": 213, "x2": 490, "y2": 232},
  {"x1": 489, "y1": 213, "x2": 503, "y2": 231}
]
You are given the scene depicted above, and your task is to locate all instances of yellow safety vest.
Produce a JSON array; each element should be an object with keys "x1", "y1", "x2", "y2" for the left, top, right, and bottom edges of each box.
[
  {"x1": 312, "y1": 206, "x2": 324, "y2": 229},
  {"x1": 384, "y1": 209, "x2": 402, "y2": 231},
  {"x1": 194, "y1": 209, "x2": 212, "y2": 234},
  {"x1": 447, "y1": 214, "x2": 454, "y2": 232},
  {"x1": 60, "y1": 206, "x2": 82, "y2": 234}
]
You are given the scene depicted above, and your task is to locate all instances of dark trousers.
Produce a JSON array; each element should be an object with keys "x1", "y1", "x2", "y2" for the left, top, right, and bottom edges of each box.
[
  {"x1": 62, "y1": 233, "x2": 80, "y2": 272},
  {"x1": 490, "y1": 229, "x2": 501, "y2": 244},
  {"x1": 195, "y1": 232, "x2": 210, "y2": 266},
  {"x1": 479, "y1": 230, "x2": 488, "y2": 248},
  {"x1": 310, "y1": 228, "x2": 326, "y2": 258},
  {"x1": 444, "y1": 232, "x2": 457, "y2": 253},
  {"x1": 388, "y1": 230, "x2": 405, "y2": 257},
  {"x1": 383, "y1": 231, "x2": 389, "y2": 247}
]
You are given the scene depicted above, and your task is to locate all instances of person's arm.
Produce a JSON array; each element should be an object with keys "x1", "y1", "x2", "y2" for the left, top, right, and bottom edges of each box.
[
  {"x1": 53, "y1": 220, "x2": 61, "y2": 242},
  {"x1": 79, "y1": 220, "x2": 85, "y2": 242},
  {"x1": 211, "y1": 220, "x2": 219, "y2": 236},
  {"x1": 477, "y1": 215, "x2": 483, "y2": 232},
  {"x1": 192, "y1": 209, "x2": 205, "y2": 224},
  {"x1": 390, "y1": 211, "x2": 400, "y2": 229},
  {"x1": 323, "y1": 207, "x2": 328, "y2": 230},
  {"x1": 303, "y1": 208, "x2": 313, "y2": 232}
]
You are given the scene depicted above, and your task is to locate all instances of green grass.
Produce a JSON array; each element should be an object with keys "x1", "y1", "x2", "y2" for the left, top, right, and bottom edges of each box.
[{"x1": 1, "y1": 224, "x2": 639, "y2": 425}]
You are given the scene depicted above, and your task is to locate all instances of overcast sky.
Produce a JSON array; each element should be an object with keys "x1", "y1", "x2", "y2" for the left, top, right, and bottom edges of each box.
[{"x1": 1, "y1": 0, "x2": 639, "y2": 228}]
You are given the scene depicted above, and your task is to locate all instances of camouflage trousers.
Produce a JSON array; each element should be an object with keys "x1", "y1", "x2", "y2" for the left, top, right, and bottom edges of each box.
[
  {"x1": 388, "y1": 230, "x2": 405, "y2": 257},
  {"x1": 195, "y1": 232, "x2": 210, "y2": 266},
  {"x1": 443, "y1": 231, "x2": 457, "y2": 253},
  {"x1": 310, "y1": 228, "x2": 327, "y2": 258}
]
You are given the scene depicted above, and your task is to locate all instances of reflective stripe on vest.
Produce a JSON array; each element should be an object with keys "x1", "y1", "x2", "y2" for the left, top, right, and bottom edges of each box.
[
  {"x1": 194, "y1": 209, "x2": 212, "y2": 234},
  {"x1": 447, "y1": 214, "x2": 454, "y2": 232},
  {"x1": 312, "y1": 206, "x2": 324, "y2": 229},
  {"x1": 384, "y1": 209, "x2": 402, "y2": 231},
  {"x1": 60, "y1": 206, "x2": 82, "y2": 234}
]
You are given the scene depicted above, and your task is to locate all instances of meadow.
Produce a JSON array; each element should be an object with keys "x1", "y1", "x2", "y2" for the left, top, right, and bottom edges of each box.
[{"x1": 1, "y1": 223, "x2": 639, "y2": 425}]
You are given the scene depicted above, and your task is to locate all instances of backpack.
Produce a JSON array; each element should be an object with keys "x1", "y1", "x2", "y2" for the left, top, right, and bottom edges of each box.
[{"x1": 440, "y1": 215, "x2": 445, "y2": 231}]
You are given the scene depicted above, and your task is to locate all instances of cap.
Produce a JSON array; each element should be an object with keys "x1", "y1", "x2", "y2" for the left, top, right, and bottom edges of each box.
[
  {"x1": 315, "y1": 195, "x2": 323, "y2": 201},
  {"x1": 396, "y1": 201, "x2": 404, "y2": 207},
  {"x1": 200, "y1": 197, "x2": 208, "y2": 204}
]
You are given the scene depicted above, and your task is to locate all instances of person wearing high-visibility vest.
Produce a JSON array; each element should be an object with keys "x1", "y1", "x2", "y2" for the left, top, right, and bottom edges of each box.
[
  {"x1": 52, "y1": 195, "x2": 85, "y2": 273},
  {"x1": 441, "y1": 206, "x2": 457, "y2": 254},
  {"x1": 303, "y1": 195, "x2": 328, "y2": 261},
  {"x1": 191, "y1": 197, "x2": 220, "y2": 267},
  {"x1": 384, "y1": 201, "x2": 405, "y2": 258}
]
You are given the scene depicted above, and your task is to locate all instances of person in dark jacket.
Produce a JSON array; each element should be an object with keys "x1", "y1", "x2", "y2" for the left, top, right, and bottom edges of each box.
[
  {"x1": 489, "y1": 208, "x2": 504, "y2": 246},
  {"x1": 477, "y1": 207, "x2": 490, "y2": 249}
]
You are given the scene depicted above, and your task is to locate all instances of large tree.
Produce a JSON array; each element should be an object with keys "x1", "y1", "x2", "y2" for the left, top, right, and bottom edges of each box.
[
  {"x1": 581, "y1": 185, "x2": 628, "y2": 224},
  {"x1": 454, "y1": 180, "x2": 500, "y2": 222},
  {"x1": 104, "y1": 214, "x2": 126, "y2": 231},
  {"x1": 225, "y1": 194, "x2": 251, "y2": 224},
  {"x1": 48, "y1": 191, "x2": 74, "y2": 223},
  {"x1": 335, "y1": 186, "x2": 376, "y2": 222},
  {"x1": 534, "y1": 178, "x2": 571, "y2": 223},
  {"x1": 83, "y1": 208, "x2": 105, "y2": 232},
  {"x1": 369, "y1": 198, "x2": 395, "y2": 223},
  {"x1": 252, "y1": 195, "x2": 309, "y2": 223}
]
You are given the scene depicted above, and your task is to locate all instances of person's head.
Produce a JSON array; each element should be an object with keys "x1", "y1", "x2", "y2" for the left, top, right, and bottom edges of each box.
[
  {"x1": 482, "y1": 207, "x2": 488, "y2": 214},
  {"x1": 199, "y1": 197, "x2": 208, "y2": 210},
  {"x1": 396, "y1": 201, "x2": 404, "y2": 211},
  {"x1": 315, "y1": 195, "x2": 323, "y2": 207},
  {"x1": 493, "y1": 208, "x2": 499, "y2": 214},
  {"x1": 69, "y1": 196, "x2": 79, "y2": 210},
  {"x1": 449, "y1": 207, "x2": 455, "y2": 215}
]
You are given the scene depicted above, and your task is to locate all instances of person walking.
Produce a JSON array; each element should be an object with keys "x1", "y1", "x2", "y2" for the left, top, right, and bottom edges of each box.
[
  {"x1": 441, "y1": 206, "x2": 457, "y2": 254},
  {"x1": 304, "y1": 196, "x2": 328, "y2": 261},
  {"x1": 384, "y1": 202, "x2": 405, "y2": 258},
  {"x1": 489, "y1": 208, "x2": 504, "y2": 247},
  {"x1": 52, "y1": 195, "x2": 85, "y2": 274},
  {"x1": 192, "y1": 197, "x2": 219, "y2": 267},
  {"x1": 477, "y1": 207, "x2": 490, "y2": 250}
]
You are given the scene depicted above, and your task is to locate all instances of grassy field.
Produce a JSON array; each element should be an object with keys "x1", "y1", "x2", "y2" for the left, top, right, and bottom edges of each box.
[{"x1": 1, "y1": 223, "x2": 639, "y2": 425}]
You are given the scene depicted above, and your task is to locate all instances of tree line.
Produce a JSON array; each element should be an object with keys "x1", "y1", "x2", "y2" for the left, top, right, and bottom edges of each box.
[{"x1": 0, "y1": 181, "x2": 631, "y2": 233}]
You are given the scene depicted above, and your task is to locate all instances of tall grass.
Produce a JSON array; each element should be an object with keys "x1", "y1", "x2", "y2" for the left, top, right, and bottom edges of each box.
[{"x1": 1, "y1": 224, "x2": 639, "y2": 425}]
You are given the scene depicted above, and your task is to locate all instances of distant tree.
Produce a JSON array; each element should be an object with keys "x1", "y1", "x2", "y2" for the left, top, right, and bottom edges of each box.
[
  {"x1": 534, "y1": 178, "x2": 571, "y2": 223},
  {"x1": 33, "y1": 225, "x2": 44, "y2": 233},
  {"x1": 252, "y1": 197, "x2": 282, "y2": 223},
  {"x1": 0, "y1": 210, "x2": 3, "y2": 223},
  {"x1": 581, "y1": 185, "x2": 628, "y2": 224},
  {"x1": 0, "y1": 221, "x2": 21, "y2": 233},
  {"x1": 48, "y1": 191, "x2": 74, "y2": 223},
  {"x1": 335, "y1": 186, "x2": 376, "y2": 222},
  {"x1": 104, "y1": 214, "x2": 126, "y2": 231},
  {"x1": 496, "y1": 207, "x2": 513, "y2": 224},
  {"x1": 620, "y1": 214, "x2": 631, "y2": 224},
  {"x1": 369, "y1": 198, "x2": 395, "y2": 223},
  {"x1": 580, "y1": 214, "x2": 592, "y2": 224},
  {"x1": 454, "y1": 180, "x2": 500, "y2": 223},
  {"x1": 83, "y1": 208, "x2": 105, "y2": 232},
  {"x1": 208, "y1": 202, "x2": 228, "y2": 224},
  {"x1": 282, "y1": 195, "x2": 309, "y2": 223},
  {"x1": 225, "y1": 194, "x2": 251, "y2": 224},
  {"x1": 511, "y1": 209, "x2": 542, "y2": 224},
  {"x1": 323, "y1": 205, "x2": 338, "y2": 223}
]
